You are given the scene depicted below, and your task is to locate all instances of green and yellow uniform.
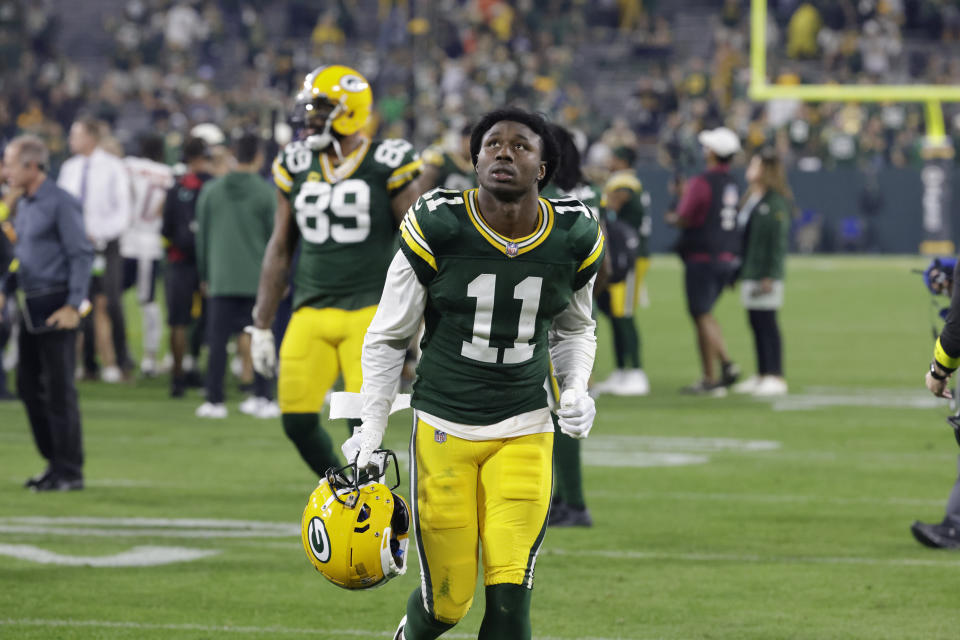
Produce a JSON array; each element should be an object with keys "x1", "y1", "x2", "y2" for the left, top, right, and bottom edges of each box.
[
  {"x1": 397, "y1": 187, "x2": 603, "y2": 623},
  {"x1": 602, "y1": 169, "x2": 651, "y2": 317},
  {"x1": 271, "y1": 137, "x2": 420, "y2": 412},
  {"x1": 420, "y1": 144, "x2": 476, "y2": 192}
]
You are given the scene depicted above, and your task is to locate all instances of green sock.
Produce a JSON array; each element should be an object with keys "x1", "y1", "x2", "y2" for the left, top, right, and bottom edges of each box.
[
  {"x1": 478, "y1": 584, "x2": 532, "y2": 640},
  {"x1": 281, "y1": 413, "x2": 340, "y2": 477},
  {"x1": 402, "y1": 587, "x2": 455, "y2": 640},
  {"x1": 552, "y1": 418, "x2": 585, "y2": 509},
  {"x1": 613, "y1": 317, "x2": 641, "y2": 369}
]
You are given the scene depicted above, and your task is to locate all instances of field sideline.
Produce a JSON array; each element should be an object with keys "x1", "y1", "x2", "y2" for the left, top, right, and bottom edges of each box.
[{"x1": 2, "y1": 254, "x2": 960, "y2": 640}]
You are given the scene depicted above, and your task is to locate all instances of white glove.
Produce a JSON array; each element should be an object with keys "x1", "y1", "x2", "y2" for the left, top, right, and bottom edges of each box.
[
  {"x1": 557, "y1": 388, "x2": 596, "y2": 439},
  {"x1": 245, "y1": 326, "x2": 276, "y2": 378},
  {"x1": 341, "y1": 419, "x2": 388, "y2": 469}
]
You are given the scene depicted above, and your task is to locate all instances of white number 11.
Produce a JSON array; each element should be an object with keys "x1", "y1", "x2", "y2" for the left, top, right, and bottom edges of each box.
[{"x1": 460, "y1": 274, "x2": 543, "y2": 364}]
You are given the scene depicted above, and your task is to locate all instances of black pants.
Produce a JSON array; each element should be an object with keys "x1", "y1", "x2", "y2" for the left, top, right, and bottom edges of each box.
[
  {"x1": 205, "y1": 296, "x2": 270, "y2": 404},
  {"x1": 17, "y1": 325, "x2": 84, "y2": 480},
  {"x1": 82, "y1": 239, "x2": 129, "y2": 372},
  {"x1": 748, "y1": 309, "x2": 782, "y2": 376}
]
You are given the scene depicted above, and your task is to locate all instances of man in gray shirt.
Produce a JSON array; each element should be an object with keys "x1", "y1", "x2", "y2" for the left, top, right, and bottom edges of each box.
[{"x1": 0, "y1": 134, "x2": 94, "y2": 491}]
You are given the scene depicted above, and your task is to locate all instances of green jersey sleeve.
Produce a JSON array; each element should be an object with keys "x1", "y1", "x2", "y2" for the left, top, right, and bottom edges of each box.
[
  {"x1": 568, "y1": 204, "x2": 606, "y2": 291},
  {"x1": 399, "y1": 188, "x2": 463, "y2": 285}
]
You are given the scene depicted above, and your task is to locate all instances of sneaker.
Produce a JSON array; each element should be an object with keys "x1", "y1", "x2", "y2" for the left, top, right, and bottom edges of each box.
[
  {"x1": 195, "y1": 402, "x2": 228, "y2": 419},
  {"x1": 239, "y1": 396, "x2": 264, "y2": 416},
  {"x1": 101, "y1": 365, "x2": 123, "y2": 383},
  {"x1": 24, "y1": 468, "x2": 52, "y2": 489},
  {"x1": 680, "y1": 380, "x2": 727, "y2": 397},
  {"x1": 732, "y1": 375, "x2": 761, "y2": 394},
  {"x1": 610, "y1": 369, "x2": 650, "y2": 396},
  {"x1": 32, "y1": 474, "x2": 84, "y2": 492},
  {"x1": 720, "y1": 361, "x2": 741, "y2": 387},
  {"x1": 393, "y1": 616, "x2": 407, "y2": 640},
  {"x1": 753, "y1": 376, "x2": 788, "y2": 397},
  {"x1": 170, "y1": 376, "x2": 187, "y2": 398},
  {"x1": 548, "y1": 499, "x2": 570, "y2": 526},
  {"x1": 551, "y1": 505, "x2": 593, "y2": 528},
  {"x1": 591, "y1": 370, "x2": 625, "y2": 395},
  {"x1": 140, "y1": 357, "x2": 158, "y2": 378},
  {"x1": 255, "y1": 400, "x2": 281, "y2": 419},
  {"x1": 911, "y1": 520, "x2": 960, "y2": 549}
]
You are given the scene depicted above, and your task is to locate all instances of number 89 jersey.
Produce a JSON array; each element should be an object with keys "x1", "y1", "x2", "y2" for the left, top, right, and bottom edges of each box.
[
  {"x1": 400, "y1": 188, "x2": 605, "y2": 426},
  {"x1": 272, "y1": 138, "x2": 421, "y2": 311}
]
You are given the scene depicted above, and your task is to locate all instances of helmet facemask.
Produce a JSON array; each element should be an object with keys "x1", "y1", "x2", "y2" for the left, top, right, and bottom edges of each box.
[{"x1": 303, "y1": 94, "x2": 348, "y2": 160}]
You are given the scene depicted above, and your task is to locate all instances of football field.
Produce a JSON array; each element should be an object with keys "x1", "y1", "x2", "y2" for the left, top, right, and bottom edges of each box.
[{"x1": 2, "y1": 255, "x2": 959, "y2": 640}]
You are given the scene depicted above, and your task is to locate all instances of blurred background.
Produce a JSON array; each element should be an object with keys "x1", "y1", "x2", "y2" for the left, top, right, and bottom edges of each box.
[{"x1": 3, "y1": 0, "x2": 960, "y2": 252}]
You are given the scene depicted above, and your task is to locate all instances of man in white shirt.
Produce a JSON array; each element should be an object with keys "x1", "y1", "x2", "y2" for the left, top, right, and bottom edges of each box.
[
  {"x1": 122, "y1": 134, "x2": 174, "y2": 377},
  {"x1": 58, "y1": 117, "x2": 133, "y2": 382}
]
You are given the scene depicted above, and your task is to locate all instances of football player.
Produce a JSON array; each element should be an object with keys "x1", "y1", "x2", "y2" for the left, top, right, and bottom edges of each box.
[
  {"x1": 121, "y1": 134, "x2": 174, "y2": 377},
  {"x1": 247, "y1": 65, "x2": 427, "y2": 478},
  {"x1": 343, "y1": 107, "x2": 603, "y2": 640},
  {"x1": 593, "y1": 145, "x2": 652, "y2": 396},
  {"x1": 539, "y1": 123, "x2": 600, "y2": 528},
  {"x1": 419, "y1": 122, "x2": 475, "y2": 192}
]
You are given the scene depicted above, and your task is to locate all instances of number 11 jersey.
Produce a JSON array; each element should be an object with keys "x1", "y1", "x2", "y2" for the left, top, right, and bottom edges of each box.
[
  {"x1": 272, "y1": 138, "x2": 421, "y2": 311},
  {"x1": 400, "y1": 187, "x2": 604, "y2": 426}
]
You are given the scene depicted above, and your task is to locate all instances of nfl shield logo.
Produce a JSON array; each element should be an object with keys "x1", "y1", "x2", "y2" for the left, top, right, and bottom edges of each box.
[
  {"x1": 435, "y1": 431, "x2": 447, "y2": 444},
  {"x1": 505, "y1": 242, "x2": 519, "y2": 257}
]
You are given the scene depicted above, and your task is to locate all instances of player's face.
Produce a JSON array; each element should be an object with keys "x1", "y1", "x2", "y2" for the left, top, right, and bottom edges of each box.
[
  {"x1": 475, "y1": 121, "x2": 545, "y2": 199},
  {"x1": 305, "y1": 98, "x2": 337, "y2": 137},
  {"x1": 746, "y1": 155, "x2": 762, "y2": 184}
]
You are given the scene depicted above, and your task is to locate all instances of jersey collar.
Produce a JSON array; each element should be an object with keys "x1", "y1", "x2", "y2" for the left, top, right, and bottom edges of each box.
[
  {"x1": 463, "y1": 188, "x2": 554, "y2": 257},
  {"x1": 319, "y1": 137, "x2": 371, "y2": 183}
]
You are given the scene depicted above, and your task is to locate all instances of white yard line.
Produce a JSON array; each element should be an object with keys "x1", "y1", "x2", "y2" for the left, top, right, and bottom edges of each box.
[
  {"x1": 587, "y1": 489, "x2": 944, "y2": 507},
  {"x1": 545, "y1": 547, "x2": 960, "y2": 568},
  {"x1": 0, "y1": 618, "x2": 644, "y2": 640}
]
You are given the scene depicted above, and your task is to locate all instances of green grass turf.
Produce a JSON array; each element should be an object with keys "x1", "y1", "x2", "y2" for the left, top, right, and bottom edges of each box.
[{"x1": 2, "y1": 254, "x2": 959, "y2": 639}]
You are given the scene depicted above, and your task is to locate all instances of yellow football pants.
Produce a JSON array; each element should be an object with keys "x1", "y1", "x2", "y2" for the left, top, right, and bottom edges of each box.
[
  {"x1": 410, "y1": 415, "x2": 552, "y2": 624},
  {"x1": 278, "y1": 305, "x2": 377, "y2": 413},
  {"x1": 606, "y1": 257, "x2": 650, "y2": 318}
]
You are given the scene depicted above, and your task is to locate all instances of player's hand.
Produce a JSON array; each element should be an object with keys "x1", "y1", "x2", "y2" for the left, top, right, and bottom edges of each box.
[
  {"x1": 46, "y1": 305, "x2": 81, "y2": 330},
  {"x1": 557, "y1": 389, "x2": 596, "y2": 439},
  {"x1": 926, "y1": 370, "x2": 953, "y2": 399},
  {"x1": 342, "y1": 419, "x2": 387, "y2": 469},
  {"x1": 244, "y1": 326, "x2": 276, "y2": 377}
]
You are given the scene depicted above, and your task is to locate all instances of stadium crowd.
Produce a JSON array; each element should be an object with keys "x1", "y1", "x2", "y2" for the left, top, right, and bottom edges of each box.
[{"x1": 2, "y1": 0, "x2": 960, "y2": 177}]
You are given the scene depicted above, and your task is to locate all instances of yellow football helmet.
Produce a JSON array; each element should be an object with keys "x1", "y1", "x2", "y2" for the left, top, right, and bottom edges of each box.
[
  {"x1": 300, "y1": 450, "x2": 410, "y2": 590},
  {"x1": 295, "y1": 65, "x2": 372, "y2": 150}
]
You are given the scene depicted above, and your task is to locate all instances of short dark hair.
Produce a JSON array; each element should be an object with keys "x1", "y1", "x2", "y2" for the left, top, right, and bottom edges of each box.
[
  {"x1": 470, "y1": 107, "x2": 559, "y2": 191},
  {"x1": 548, "y1": 123, "x2": 583, "y2": 192},
  {"x1": 612, "y1": 146, "x2": 637, "y2": 167},
  {"x1": 139, "y1": 133, "x2": 165, "y2": 162},
  {"x1": 234, "y1": 132, "x2": 261, "y2": 164},
  {"x1": 182, "y1": 137, "x2": 209, "y2": 162}
]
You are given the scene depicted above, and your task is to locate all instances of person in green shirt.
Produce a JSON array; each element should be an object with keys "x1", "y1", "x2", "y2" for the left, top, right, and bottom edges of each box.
[
  {"x1": 195, "y1": 133, "x2": 276, "y2": 418},
  {"x1": 732, "y1": 148, "x2": 791, "y2": 396}
]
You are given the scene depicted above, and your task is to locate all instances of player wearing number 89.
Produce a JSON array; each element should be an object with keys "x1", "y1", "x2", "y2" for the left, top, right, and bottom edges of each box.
[
  {"x1": 667, "y1": 126, "x2": 743, "y2": 395},
  {"x1": 342, "y1": 108, "x2": 603, "y2": 640},
  {"x1": 248, "y1": 65, "x2": 428, "y2": 478}
]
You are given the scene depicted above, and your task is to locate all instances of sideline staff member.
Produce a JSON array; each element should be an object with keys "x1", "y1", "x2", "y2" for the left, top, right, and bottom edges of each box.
[{"x1": 0, "y1": 135, "x2": 93, "y2": 491}]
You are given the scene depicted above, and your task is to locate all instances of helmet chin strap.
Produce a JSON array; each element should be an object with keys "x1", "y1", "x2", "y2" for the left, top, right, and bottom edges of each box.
[{"x1": 305, "y1": 97, "x2": 347, "y2": 162}]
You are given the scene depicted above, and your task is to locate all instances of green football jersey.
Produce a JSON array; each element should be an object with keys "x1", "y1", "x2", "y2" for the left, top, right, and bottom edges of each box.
[
  {"x1": 603, "y1": 169, "x2": 651, "y2": 258},
  {"x1": 399, "y1": 187, "x2": 605, "y2": 425},
  {"x1": 541, "y1": 183, "x2": 601, "y2": 220},
  {"x1": 272, "y1": 138, "x2": 421, "y2": 310},
  {"x1": 421, "y1": 144, "x2": 476, "y2": 191}
]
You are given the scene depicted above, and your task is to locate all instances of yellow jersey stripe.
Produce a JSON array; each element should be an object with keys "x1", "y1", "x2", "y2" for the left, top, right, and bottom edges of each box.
[
  {"x1": 387, "y1": 162, "x2": 423, "y2": 190},
  {"x1": 935, "y1": 337, "x2": 960, "y2": 370},
  {"x1": 577, "y1": 227, "x2": 605, "y2": 272},
  {"x1": 389, "y1": 159, "x2": 423, "y2": 181},
  {"x1": 405, "y1": 212, "x2": 431, "y2": 251},
  {"x1": 272, "y1": 159, "x2": 293, "y2": 192},
  {"x1": 401, "y1": 226, "x2": 437, "y2": 271}
]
